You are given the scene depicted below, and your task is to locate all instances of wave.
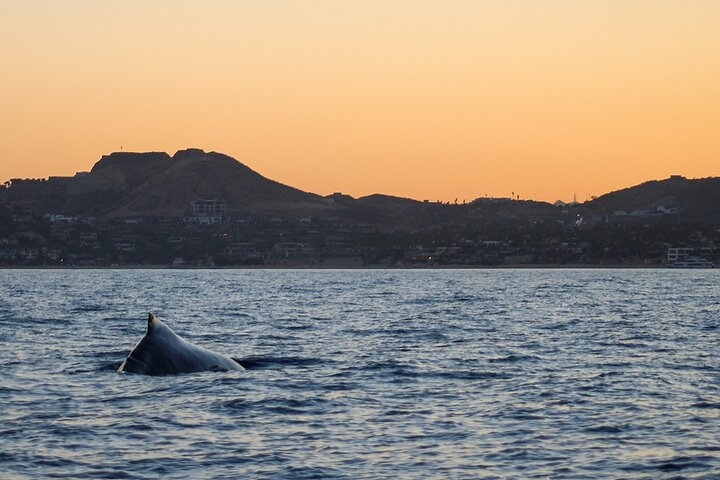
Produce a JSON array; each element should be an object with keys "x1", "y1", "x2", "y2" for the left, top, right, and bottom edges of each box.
[{"x1": 232, "y1": 355, "x2": 326, "y2": 370}]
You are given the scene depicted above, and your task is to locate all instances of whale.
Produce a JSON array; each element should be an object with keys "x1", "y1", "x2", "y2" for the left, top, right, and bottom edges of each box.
[{"x1": 118, "y1": 313, "x2": 245, "y2": 375}]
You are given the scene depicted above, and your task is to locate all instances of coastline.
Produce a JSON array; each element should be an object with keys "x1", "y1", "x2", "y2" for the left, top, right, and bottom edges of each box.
[{"x1": 0, "y1": 263, "x2": 670, "y2": 270}]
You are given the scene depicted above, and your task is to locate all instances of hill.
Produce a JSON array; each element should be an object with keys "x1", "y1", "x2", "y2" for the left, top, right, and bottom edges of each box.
[
  {"x1": 4, "y1": 151, "x2": 720, "y2": 229},
  {"x1": 3, "y1": 155, "x2": 720, "y2": 267},
  {"x1": 587, "y1": 175, "x2": 720, "y2": 224},
  {"x1": 104, "y1": 149, "x2": 329, "y2": 217},
  {"x1": 5, "y1": 149, "x2": 331, "y2": 218}
]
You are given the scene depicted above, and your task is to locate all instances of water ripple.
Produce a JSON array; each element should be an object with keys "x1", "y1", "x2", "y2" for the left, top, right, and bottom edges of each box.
[{"x1": 0, "y1": 269, "x2": 719, "y2": 478}]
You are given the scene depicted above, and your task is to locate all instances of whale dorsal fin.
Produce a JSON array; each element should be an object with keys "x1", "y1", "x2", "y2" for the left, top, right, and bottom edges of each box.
[{"x1": 147, "y1": 312, "x2": 157, "y2": 333}]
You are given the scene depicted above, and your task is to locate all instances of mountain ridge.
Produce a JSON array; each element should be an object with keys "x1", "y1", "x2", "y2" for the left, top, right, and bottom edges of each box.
[
  {"x1": 3, "y1": 149, "x2": 720, "y2": 227},
  {"x1": 588, "y1": 175, "x2": 720, "y2": 224}
]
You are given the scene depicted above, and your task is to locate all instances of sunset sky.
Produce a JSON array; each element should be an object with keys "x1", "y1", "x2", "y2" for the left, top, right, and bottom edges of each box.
[{"x1": 1, "y1": 1, "x2": 719, "y2": 202}]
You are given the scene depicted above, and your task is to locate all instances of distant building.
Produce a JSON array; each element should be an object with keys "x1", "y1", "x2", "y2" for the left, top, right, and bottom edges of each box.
[
  {"x1": 609, "y1": 206, "x2": 683, "y2": 224},
  {"x1": 191, "y1": 199, "x2": 226, "y2": 216},
  {"x1": 656, "y1": 206, "x2": 682, "y2": 214},
  {"x1": 115, "y1": 243, "x2": 136, "y2": 252},
  {"x1": 185, "y1": 199, "x2": 226, "y2": 225},
  {"x1": 668, "y1": 247, "x2": 694, "y2": 262}
]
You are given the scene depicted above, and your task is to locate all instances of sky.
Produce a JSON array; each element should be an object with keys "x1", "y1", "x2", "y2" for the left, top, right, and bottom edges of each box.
[{"x1": 1, "y1": 1, "x2": 719, "y2": 203}]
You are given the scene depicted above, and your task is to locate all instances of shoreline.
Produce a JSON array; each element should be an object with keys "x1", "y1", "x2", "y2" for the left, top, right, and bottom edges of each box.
[{"x1": 0, "y1": 263, "x2": 675, "y2": 270}]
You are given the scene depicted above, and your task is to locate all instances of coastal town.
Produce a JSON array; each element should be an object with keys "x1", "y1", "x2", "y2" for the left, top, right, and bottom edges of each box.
[
  {"x1": 1, "y1": 192, "x2": 718, "y2": 268},
  {"x1": 2, "y1": 150, "x2": 719, "y2": 268}
]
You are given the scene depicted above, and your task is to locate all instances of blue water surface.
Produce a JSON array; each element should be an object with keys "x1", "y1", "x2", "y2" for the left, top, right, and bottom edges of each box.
[{"x1": 0, "y1": 269, "x2": 719, "y2": 479}]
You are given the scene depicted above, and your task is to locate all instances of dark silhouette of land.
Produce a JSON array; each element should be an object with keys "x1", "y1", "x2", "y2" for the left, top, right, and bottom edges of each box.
[{"x1": 1, "y1": 149, "x2": 719, "y2": 267}]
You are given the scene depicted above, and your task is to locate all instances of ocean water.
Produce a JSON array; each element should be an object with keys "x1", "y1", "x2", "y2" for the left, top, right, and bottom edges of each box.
[{"x1": 0, "y1": 269, "x2": 719, "y2": 479}]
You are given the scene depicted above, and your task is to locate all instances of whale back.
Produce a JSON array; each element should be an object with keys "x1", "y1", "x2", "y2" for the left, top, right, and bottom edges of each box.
[{"x1": 118, "y1": 313, "x2": 244, "y2": 375}]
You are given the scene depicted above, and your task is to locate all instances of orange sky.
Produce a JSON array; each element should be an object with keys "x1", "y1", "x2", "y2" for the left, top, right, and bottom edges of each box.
[{"x1": 1, "y1": 1, "x2": 719, "y2": 202}]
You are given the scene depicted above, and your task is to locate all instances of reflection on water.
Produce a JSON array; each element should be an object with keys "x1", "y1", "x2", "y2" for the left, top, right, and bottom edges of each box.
[{"x1": 0, "y1": 269, "x2": 719, "y2": 478}]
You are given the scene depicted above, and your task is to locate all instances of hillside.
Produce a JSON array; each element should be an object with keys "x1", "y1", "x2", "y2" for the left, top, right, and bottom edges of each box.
[
  {"x1": 4, "y1": 152, "x2": 720, "y2": 229},
  {"x1": 588, "y1": 175, "x2": 720, "y2": 224},
  {"x1": 105, "y1": 149, "x2": 330, "y2": 217},
  {"x1": 5, "y1": 149, "x2": 332, "y2": 218},
  {"x1": 4, "y1": 155, "x2": 720, "y2": 268}
]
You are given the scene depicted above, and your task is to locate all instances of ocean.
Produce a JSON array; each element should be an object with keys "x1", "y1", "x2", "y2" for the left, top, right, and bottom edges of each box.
[{"x1": 0, "y1": 269, "x2": 718, "y2": 479}]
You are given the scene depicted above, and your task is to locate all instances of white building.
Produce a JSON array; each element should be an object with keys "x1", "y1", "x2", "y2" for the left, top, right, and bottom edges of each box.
[{"x1": 668, "y1": 247, "x2": 694, "y2": 262}]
